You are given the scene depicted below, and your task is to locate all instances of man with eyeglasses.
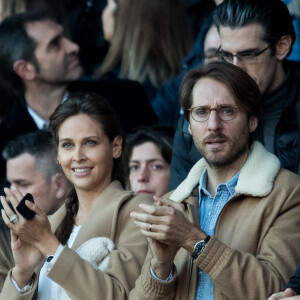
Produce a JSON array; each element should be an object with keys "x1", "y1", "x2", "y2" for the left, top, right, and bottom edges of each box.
[
  {"x1": 130, "y1": 61, "x2": 300, "y2": 300},
  {"x1": 169, "y1": 0, "x2": 300, "y2": 190},
  {"x1": 213, "y1": 0, "x2": 300, "y2": 173}
]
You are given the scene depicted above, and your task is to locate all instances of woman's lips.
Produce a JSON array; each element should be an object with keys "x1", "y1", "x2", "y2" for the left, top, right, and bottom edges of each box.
[
  {"x1": 72, "y1": 167, "x2": 93, "y2": 176},
  {"x1": 138, "y1": 190, "x2": 153, "y2": 194}
]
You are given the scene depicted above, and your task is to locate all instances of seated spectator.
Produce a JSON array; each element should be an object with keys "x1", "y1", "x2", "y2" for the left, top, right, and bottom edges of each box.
[
  {"x1": 0, "y1": 92, "x2": 152, "y2": 299},
  {"x1": 124, "y1": 127, "x2": 173, "y2": 197},
  {"x1": 94, "y1": 0, "x2": 193, "y2": 100},
  {"x1": 0, "y1": 130, "x2": 67, "y2": 291},
  {"x1": 129, "y1": 62, "x2": 300, "y2": 300},
  {"x1": 269, "y1": 264, "x2": 300, "y2": 299}
]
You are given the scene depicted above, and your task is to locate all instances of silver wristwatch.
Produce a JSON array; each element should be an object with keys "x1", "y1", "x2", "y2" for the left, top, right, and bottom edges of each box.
[{"x1": 191, "y1": 235, "x2": 211, "y2": 259}]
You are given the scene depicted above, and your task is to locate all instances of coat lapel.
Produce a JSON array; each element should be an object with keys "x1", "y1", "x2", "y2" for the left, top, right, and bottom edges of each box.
[{"x1": 71, "y1": 181, "x2": 134, "y2": 250}]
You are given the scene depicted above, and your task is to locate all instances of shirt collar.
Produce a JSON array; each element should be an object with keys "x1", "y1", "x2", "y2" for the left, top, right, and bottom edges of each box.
[
  {"x1": 27, "y1": 106, "x2": 48, "y2": 130},
  {"x1": 26, "y1": 91, "x2": 69, "y2": 130},
  {"x1": 199, "y1": 168, "x2": 240, "y2": 198}
]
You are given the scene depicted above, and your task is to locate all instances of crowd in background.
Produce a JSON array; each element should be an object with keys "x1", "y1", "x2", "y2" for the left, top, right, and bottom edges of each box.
[{"x1": 0, "y1": 0, "x2": 299, "y2": 299}]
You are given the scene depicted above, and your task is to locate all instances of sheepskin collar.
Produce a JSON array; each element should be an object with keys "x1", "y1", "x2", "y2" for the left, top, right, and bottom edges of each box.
[{"x1": 170, "y1": 141, "x2": 281, "y2": 202}]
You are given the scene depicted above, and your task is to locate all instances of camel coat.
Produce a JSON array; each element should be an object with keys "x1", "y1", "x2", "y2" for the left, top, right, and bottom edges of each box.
[{"x1": 0, "y1": 181, "x2": 152, "y2": 300}]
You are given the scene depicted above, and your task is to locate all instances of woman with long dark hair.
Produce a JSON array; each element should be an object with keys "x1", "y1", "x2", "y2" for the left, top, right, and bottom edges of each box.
[{"x1": 0, "y1": 93, "x2": 152, "y2": 299}]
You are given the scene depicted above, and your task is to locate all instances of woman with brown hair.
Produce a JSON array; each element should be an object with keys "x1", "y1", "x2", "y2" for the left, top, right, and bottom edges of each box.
[
  {"x1": 95, "y1": 0, "x2": 193, "y2": 100},
  {"x1": 0, "y1": 93, "x2": 152, "y2": 299}
]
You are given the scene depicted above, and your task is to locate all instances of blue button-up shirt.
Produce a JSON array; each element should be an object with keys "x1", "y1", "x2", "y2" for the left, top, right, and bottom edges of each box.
[{"x1": 195, "y1": 169, "x2": 240, "y2": 300}]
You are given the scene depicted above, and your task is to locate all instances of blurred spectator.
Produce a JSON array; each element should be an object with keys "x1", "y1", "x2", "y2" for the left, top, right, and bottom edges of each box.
[
  {"x1": 151, "y1": 12, "x2": 220, "y2": 129},
  {"x1": 94, "y1": 0, "x2": 193, "y2": 100},
  {"x1": 0, "y1": 0, "x2": 68, "y2": 118},
  {"x1": 124, "y1": 126, "x2": 173, "y2": 197}
]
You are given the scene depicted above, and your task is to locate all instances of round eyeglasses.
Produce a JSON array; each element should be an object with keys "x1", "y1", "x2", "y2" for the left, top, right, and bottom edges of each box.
[{"x1": 188, "y1": 105, "x2": 239, "y2": 122}]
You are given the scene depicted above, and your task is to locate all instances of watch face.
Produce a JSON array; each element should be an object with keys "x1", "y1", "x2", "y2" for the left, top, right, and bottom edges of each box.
[
  {"x1": 191, "y1": 236, "x2": 210, "y2": 259},
  {"x1": 46, "y1": 255, "x2": 54, "y2": 263},
  {"x1": 194, "y1": 241, "x2": 206, "y2": 254},
  {"x1": 191, "y1": 240, "x2": 206, "y2": 259}
]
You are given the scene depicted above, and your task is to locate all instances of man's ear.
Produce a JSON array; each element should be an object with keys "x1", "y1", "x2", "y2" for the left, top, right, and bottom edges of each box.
[
  {"x1": 13, "y1": 60, "x2": 36, "y2": 81},
  {"x1": 188, "y1": 123, "x2": 192, "y2": 135},
  {"x1": 275, "y1": 35, "x2": 292, "y2": 61},
  {"x1": 112, "y1": 136, "x2": 123, "y2": 159},
  {"x1": 248, "y1": 116, "x2": 258, "y2": 133}
]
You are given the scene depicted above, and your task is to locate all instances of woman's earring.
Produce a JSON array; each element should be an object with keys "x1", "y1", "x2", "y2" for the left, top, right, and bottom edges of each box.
[{"x1": 57, "y1": 159, "x2": 60, "y2": 164}]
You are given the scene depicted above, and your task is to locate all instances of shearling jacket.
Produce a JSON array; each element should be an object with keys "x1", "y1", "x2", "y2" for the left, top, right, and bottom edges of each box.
[
  {"x1": 129, "y1": 142, "x2": 300, "y2": 300},
  {"x1": 0, "y1": 181, "x2": 152, "y2": 300}
]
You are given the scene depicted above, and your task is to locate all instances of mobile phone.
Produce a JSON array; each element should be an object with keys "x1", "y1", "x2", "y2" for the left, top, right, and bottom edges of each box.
[{"x1": 16, "y1": 193, "x2": 35, "y2": 220}]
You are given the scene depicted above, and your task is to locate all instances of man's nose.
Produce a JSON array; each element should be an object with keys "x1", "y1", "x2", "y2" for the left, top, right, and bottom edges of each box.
[
  {"x1": 64, "y1": 37, "x2": 80, "y2": 55},
  {"x1": 207, "y1": 110, "x2": 222, "y2": 131},
  {"x1": 232, "y1": 56, "x2": 244, "y2": 68}
]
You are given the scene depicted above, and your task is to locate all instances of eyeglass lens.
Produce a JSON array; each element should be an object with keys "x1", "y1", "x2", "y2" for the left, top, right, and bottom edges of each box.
[{"x1": 191, "y1": 106, "x2": 238, "y2": 122}]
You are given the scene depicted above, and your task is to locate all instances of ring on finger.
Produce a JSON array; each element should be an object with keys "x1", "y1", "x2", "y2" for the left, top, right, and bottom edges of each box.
[
  {"x1": 9, "y1": 214, "x2": 19, "y2": 224},
  {"x1": 149, "y1": 224, "x2": 152, "y2": 231}
]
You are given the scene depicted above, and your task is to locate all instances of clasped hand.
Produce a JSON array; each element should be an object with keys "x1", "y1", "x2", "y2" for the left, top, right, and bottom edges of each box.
[{"x1": 130, "y1": 196, "x2": 206, "y2": 259}]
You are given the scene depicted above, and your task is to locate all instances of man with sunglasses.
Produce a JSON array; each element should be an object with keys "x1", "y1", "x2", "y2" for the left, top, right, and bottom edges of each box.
[
  {"x1": 169, "y1": 0, "x2": 300, "y2": 190},
  {"x1": 130, "y1": 61, "x2": 300, "y2": 300}
]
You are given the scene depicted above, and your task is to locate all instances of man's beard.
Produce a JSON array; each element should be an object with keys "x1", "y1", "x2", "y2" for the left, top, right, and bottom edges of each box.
[{"x1": 195, "y1": 131, "x2": 249, "y2": 170}]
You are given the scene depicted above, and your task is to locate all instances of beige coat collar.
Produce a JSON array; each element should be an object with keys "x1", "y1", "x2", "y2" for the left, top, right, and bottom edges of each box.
[{"x1": 170, "y1": 141, "x2": 281, "y2": 202}]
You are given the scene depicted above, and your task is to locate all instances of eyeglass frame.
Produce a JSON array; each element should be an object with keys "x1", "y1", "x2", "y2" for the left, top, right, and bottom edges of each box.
[
  {"x1": 215, "y1": 44, "x2": 273, "y2": 63},
  {"x1": 187, "y1": 105, "x2": 240, "y2": 123}
]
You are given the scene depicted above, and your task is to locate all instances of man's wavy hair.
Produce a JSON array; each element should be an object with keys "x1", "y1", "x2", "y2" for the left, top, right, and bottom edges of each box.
[{"x1": 214, "y1": 0, "x2": 295, "y2": 57}]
